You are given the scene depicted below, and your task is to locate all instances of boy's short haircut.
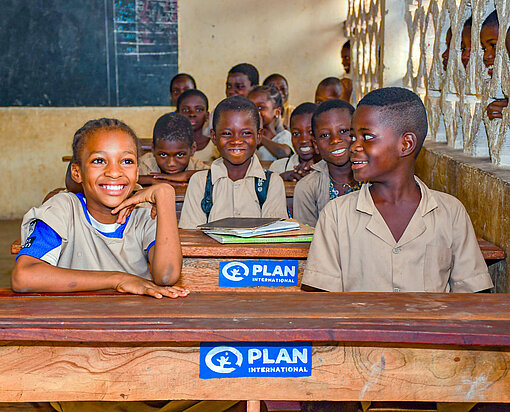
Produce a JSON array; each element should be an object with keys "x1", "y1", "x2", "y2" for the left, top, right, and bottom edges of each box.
[
  {"x1": 290, "y1": 102, "x2": 318, "y2": 124},
  {"x1": 357, "y1": 87, "x2": 428, "y2": 156},
  {"x1": 482, "y1": 10, "x2": 498, "y2": 27},
  {"x1": 177, "y1": 89, "x2": 209, "y2": 111},
  {"x1": 212, "y1": 96, "x2": 260, "y2": 132},
  {"x1": 311, "y1": 99, "x2": 355, "y2": 135},
  {"x1": 263, "y1": 73, "x2": 288, "y2": 86},
  {"x1": 317, "y1": 77, "x2": 343, "y2": 90},
  {"x1": 170, "y1": 73, "x2": 196, "y2": 91},
  {"x1": 249, "y1": 85, "x2": 283, "y2": 113},
  {"x1": 464, "y1": 16, "x2": 472, "y2": 27},
  {"x1": 228, "y1": 63, "x2": 259, "y2": 86},
  {"x1": 342, "y1": 40, "x2": 350, "y2": 50},
  {"x1": 153, "y1": 113, "x2": 194, "y2": 148}
]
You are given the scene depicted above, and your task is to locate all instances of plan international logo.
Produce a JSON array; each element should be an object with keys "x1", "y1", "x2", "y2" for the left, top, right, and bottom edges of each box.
[
  {"x1": 200, "y1": 342, "x2": 312, "y2": 379},
  {"x1": 218, "y1": 260, "x2": 298, "y2": 287}
]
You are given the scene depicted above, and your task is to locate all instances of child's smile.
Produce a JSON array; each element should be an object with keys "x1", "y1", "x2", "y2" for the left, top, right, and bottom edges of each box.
[
  {"x1": 291, "y1": 113, "x2": 315, "y2": 162},
  {"x1": 313, "y1": 109, "x2": 352, "y2": 166},
  {"x1": 178, "y1": 95, "x2": 208, "y2": 131},
  {"x1": 72, "y1": 129, "x2": 138, "y2": 223},
  {"x1": 480, "y1": 24, "x2": 498, "y2": 77}
]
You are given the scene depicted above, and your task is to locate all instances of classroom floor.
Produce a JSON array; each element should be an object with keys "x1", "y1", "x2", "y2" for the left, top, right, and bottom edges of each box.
[{"x1": 0, "y1": 219, "x2": 21, "y2": 288}]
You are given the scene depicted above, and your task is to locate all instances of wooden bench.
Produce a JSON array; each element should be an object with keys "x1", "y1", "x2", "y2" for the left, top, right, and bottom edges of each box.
[{"x1": 0, "y1": 290, "x2": 509, "y2": 409}]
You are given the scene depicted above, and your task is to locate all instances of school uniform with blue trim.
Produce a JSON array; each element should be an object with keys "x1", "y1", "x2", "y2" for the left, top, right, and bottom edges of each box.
[
  {"x1": 179, "y1": 155, "x2": 288, "y2": 229},
  {"x1": 17, "y1": 191, "x2": 156, "y2": 280}
]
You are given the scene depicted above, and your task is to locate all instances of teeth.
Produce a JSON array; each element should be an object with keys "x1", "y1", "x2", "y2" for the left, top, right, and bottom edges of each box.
[
  {"x1": 331, "y1": 148, "x2": 346, "y2": 155},
  {"x1": 103, "y1": 185, "x2": 124, "y2": 191},
  {"x1": 353, "y1": 161, "x2": 367, "y2": 164},
  {"x1": 300, "y1": 147, "x2": 312, "y2": 152}
]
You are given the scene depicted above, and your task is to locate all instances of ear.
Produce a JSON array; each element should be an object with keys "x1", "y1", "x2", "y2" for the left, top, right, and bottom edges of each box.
[
  {"x1": 204, "y1": 111, "x2": 210, "y2": 123},
  {"x1": 210, "y1": 129, "x2": 217, "y2": 146},
  {"x1": 190, "y1": 141, "x2": 197, "y2": 156},
  {"x1": 70, "y1": 162, "x2": 83, "y2": 184},
  {"x1": 256, "y1": 127, "x2": 263, "y2": 146},
  {"x1": 275, "y1": 107, "x2": 282, "y2": 118},
  {"x1": 400, "y1": 132, "x2": 418, "y2": 158}
]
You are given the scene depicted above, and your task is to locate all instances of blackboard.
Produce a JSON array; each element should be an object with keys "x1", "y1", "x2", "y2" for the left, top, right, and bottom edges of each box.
[{"x1": 0, "y1": 0, "x2": 178, "y2": 106}]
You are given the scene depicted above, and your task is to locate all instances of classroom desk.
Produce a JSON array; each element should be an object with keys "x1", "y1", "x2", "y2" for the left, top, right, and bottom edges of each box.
[{"x1": 0, "y1": 290, "x2": 510, "y2": 408}]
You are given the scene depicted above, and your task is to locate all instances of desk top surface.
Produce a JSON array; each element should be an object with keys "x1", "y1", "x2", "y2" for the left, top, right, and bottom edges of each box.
[{"x1": 0, "y1": 290, "x2": 509, "y2": 346}]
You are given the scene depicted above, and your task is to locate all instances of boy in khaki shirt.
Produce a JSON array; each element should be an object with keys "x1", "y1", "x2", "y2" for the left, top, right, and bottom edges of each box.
[
  {"x1": 179, "y1": 96, "x2": 287, "y2": 229},
  {"x1": 302, "y1": 87, "x2": 493, "y2": 294}
]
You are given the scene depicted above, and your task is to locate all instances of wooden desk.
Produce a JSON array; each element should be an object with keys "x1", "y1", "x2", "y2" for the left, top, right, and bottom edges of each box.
[{"x1": 0, "y1": 291, "x2": 510, "y2": 406}]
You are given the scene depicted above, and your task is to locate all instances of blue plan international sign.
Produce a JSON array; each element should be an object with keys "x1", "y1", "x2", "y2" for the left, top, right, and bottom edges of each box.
[
  {"x1": 218, "y1": 260, "x2": 299, "y2": 287},
  {"x1": 200, "y1": 342, "x2": 312, "y2": 379}
]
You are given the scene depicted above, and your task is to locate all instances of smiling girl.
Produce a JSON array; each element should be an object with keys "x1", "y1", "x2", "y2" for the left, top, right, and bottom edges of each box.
[{"x1": 13, "y1": 118, "x2": 188, "y2": 299}]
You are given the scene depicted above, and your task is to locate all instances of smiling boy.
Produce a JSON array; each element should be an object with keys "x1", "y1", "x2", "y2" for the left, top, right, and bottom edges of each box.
[
  {"x1": 225, "y1": 63, "x2": 259, "y2": 97},
  {"x1": 302, "y1": 87, "x2": 493, "y2": 293},
  {"x1": 179, "y1": 96, "x2": 288, "y2": 228}
]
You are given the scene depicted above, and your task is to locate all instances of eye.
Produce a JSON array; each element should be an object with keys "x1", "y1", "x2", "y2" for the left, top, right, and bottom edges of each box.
[
  {"x1": 292, "y1": 131, "x2": 301, "y2": 137},
  {"x1": 350, "y1": 134, "x2": 356, "y2": 141},
  {"x1": 242, "y1": 130, "x2": 253, "y2": 136},
  {"x1": 196, "y1": 108, "x2": 203, "y2": 113},
  {"x1": 258, "y1": 106, "x2": 264, "y2": 111},
  {"x1": 339, "y1": 129, "x2": 349, "y2": 135},
  {"x1": 363, "y1": 133, "x2": 375, "y2": 141},
  {"x1": 157, "y1": 152, "x2": 168, "y2": 158},
  {"x1": 181, "y1": 107, "x2": 189, "y2": 113},
  {"x1": 91, "y1": 157, "x2": 105, "y2": 164},
  {"x1": 319, "y1": 132, "x2": 330, "y2": 139},
  {"x1": 176, "y1": 152, "x2": 186, "y2": 158},
  {"x1": 121, "y1": 158, "x2": 135, "y2": 165}
]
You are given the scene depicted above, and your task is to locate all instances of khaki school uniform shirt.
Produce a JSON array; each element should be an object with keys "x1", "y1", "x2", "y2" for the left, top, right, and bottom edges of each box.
[
  {"x1": 20, "y1": 192, "x2": 156, "y2": 280},
  {"x1": 302, "y1": 177, "x2": 493, "y2": 293},
  {"x1": 293, "y1": 160, "x2": 331, "y2": 227},
  {"x1": 179, "y1": 156, "x2": 288, "y2": 229},
  {"x1": 193, "y1": 139, "x2": 220, "y2": 164},
  {"x1": 269, "y1": 153, "x2": 300, "y2": 175},
  {"x1": 256, "y1": 129, "x2": 294, "y2": 161},
  {"x1": 138, "y1": 152, "x2": 209, "y2": 175}
]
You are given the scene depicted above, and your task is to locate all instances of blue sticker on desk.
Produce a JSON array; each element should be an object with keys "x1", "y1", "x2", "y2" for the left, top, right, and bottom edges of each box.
[
  {"x1": 200, "y1": 342, "x2": 312, "y2": 379},
  {"x1": 218, "y1": 260, "x2": 298, "y2": 287}
]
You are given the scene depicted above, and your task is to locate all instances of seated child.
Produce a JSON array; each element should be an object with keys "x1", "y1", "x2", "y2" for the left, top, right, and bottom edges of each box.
[
  {"x1": 487, "y1": 25, "x2": 510, "y2": 120},
  {"x1": 315, "y1": 77, "x2": 350, "y2": 104},
  {"x1": 138, "y1": 113, "x2": 209, "y2": 185},
  {"x1": 269, "y1": 102, "x2": 318, "y2": 181},
  {"x1": 226, "y1": 63, "x2": 259, "y2": 97},
  {"x1": 177, "y1": 89, "x2": 219, "y2": 164},
  {"x1": 179, "y1": 96, "x2": 288, "y2": 229},
  {"x1": 293, "y1": 99, "x2": 361, "y2": 227},
  {"x1": 170, "y1": 73, "x2": 196, "y2": 106},
  {"x1": 302, "y1": 87, "x2": 493, "y2": 293},
  {"x1": 480, "y1": 10, "x2": 499, "y2": 79},
  {"x1": 249, "y1": 85, "x2": 293, "y2": 161},
  {"x1": 13, "y1": 118, "x2": 188, "y2": 298},
  {"x1": 263, "y1": 73, "x2": 294, "y2": 129}
]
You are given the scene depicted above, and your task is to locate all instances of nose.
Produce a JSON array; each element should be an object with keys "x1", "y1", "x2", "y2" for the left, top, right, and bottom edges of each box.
[
  {"x1": 105, "y1": 161, "x2": 122, "y2": 178},
  {"x1": 350, "y1": 137, "x2": 362, "y2": 153}
]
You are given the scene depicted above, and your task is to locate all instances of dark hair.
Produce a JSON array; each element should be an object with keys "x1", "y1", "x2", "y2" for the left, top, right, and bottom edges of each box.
[
  {"x1": 177, "y1": 89, "x2": 209, "y2": 111},
  {"x1": 464, "y1": 16, "x2": 472, "y2": 27},
  {"x1": 357, "y1": 87, "x2": 428, "y2": 156},
  {"x1": 72, "y1": 118, "x2": 139, "y2": 164},
  {"x1": 311, "y1": 99, "x2": 355, "y2": 135},
  {"x1": 263, "y1": 73, "x2": 288, "y2": 87},
  {"x1": 342, "y1": 40, "x2": 351, "y2": 50},
  {"x1": 249, "y1": 85, "x2": 283, "y2": 113},
  {"x1": 482, "y1": 10, "x2": 498, "y2": 28},
  {"x1": 212, "y1": 96, "x2": 260, "y2": 132},
  {"x1": 170, "y1": 73, "x2": 196, "y2": 91},
  {"x1": 316, "y1": 77, "x2": 343, "y2": 98},
  {"x1": 290, "y1": 102, "x2": 318, "y2": 125},
  {"x1": 228, "y1": 63, "x2": 259, "y2": 86},
  {"x1": 153, "y1": 113, "x2": 194, "y2": 148}
]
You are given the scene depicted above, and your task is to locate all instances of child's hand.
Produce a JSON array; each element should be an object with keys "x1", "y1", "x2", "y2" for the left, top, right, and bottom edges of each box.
[
  {"x1": 112, "y1": 184, "x2": 175, "y2": 223},
  {"x1": 115, "y1": 274, "x2": 189, "y2": 299},
  {"x1": 280, "y1": 170, "x2": 304, "y2": 182},
  {"x1": 487, "y1": 98, "x2": 509, "y2": 120},
  {"x1": 293, "y1": 160, "x2": 314, "y2": 177}
]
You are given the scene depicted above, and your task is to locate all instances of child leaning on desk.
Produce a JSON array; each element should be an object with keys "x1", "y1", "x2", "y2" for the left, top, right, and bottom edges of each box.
[
  {"x1": 178, "y1": 96, "x2": 288, "y2": 229},
  {"x1": 12, "y1": 118, "x2": 188, "y2": 299}
]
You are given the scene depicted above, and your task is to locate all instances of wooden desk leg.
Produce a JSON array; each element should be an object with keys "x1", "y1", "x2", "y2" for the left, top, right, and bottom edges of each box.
[{"x1": 247, "y1": 400, "x2": 261, "y2": 412}]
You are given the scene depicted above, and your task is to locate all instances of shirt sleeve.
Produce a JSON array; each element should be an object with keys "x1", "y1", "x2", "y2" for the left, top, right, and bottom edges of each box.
[
  {"x1": 268, "y1": 158, "x2": 287, "y2": 174},
  {"x1": 16, "y1": 220, "x2": 62, "y2": 266},
  {"x1": 273, "y1": 130, "x2": 295, "y2": 153},
  {"x1": 178, "y1": 171, "x2": 209, "y2": 229},
  {"x1": 139, "y1": 153, "x2": 158, "y2": 175},
  {"x1": 449, "y1": 203, "x2": 494, "y2": 292},
  {"x1": 301, "y1": 202, "x2": 343, "y2": 292},
  {"x1": 293, "y1": 175, "x2": 319, "y2": 227},
  {"x1": 261, "y1": 173, "x2": 289, "y2": 219}
]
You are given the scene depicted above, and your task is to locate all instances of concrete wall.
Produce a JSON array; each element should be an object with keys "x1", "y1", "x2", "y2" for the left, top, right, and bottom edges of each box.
[
  {"x1": 179, "y1": 0, "x2": 348, "y2": 107},
  {"x1": 0, "y1": 107, "x2": 171, "y2": 219},
  {"x1": 416, "y1": 142, "x2": 510, "y2": 292}
]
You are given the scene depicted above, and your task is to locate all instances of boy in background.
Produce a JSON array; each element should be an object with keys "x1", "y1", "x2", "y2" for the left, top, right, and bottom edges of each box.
[
  {"x1": 169, "y1": 73, "x2": 196, "y2": 106},
  {"x1": 138, "y1": 113, "x2": 209, "y2": 186},
  {"x1": 226, "y1": 63, "x2": 259, "y2": 97},
  {"x1": 179, "y1": 96, "x2": 287, "y2": 228},
  {"x1": 315, "y1": 77, "x2": 351, "y2": 104},
  {"x1": 302, "y1": 87, "x2": 493, "y2": 293}
]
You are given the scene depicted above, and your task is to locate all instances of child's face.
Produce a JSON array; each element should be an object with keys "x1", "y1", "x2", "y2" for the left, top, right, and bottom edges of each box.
[
  {"x1": 441, "y1": 28, "x2": 452, "y2": 71},
  {"x1": 249, "y1": 91, "x2": 279, "y2": 127},
  {"x1": 178, "y1": 95, "x2": 208, "y2": 132},
  {"x1": 350, "y1": 106, "x2": 402, "y2": 182},
  {"x1": 315, "y1": 84, "x2": 341, "y2": 105},
  {"x1": 341, "y1": 46, "x2": 351, "y2": 74},
  {"x1": 226, "y1": 73, "x2": 252, "y2": 97},
  {"x1": 71, "y1": 129, "x2": 138, "y2": 216},
  {"x1": 461, "y1": 25, "x2": 472, "y2": 68},
  {"x1": 266, "y1": 76, "x2": 289, "y2": 104},
  {"x1": 313, "y1": 109, "x2": 352, "y2": 167},
  {"x1": 154, "y1": 140, "x2": 195, "y2": 174},
  {"x1": 290, "y1": 113, "x2": 315, "y2": 162},
  {"x1": 481, "y1": 23, "x2": 499, "y2": 77},
  {"x1": 211, "y1": 110, "x2": 261, "y2": 167},
  {"x1": 171, "y1": 77, "x2": 194, "y2": 105}
]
